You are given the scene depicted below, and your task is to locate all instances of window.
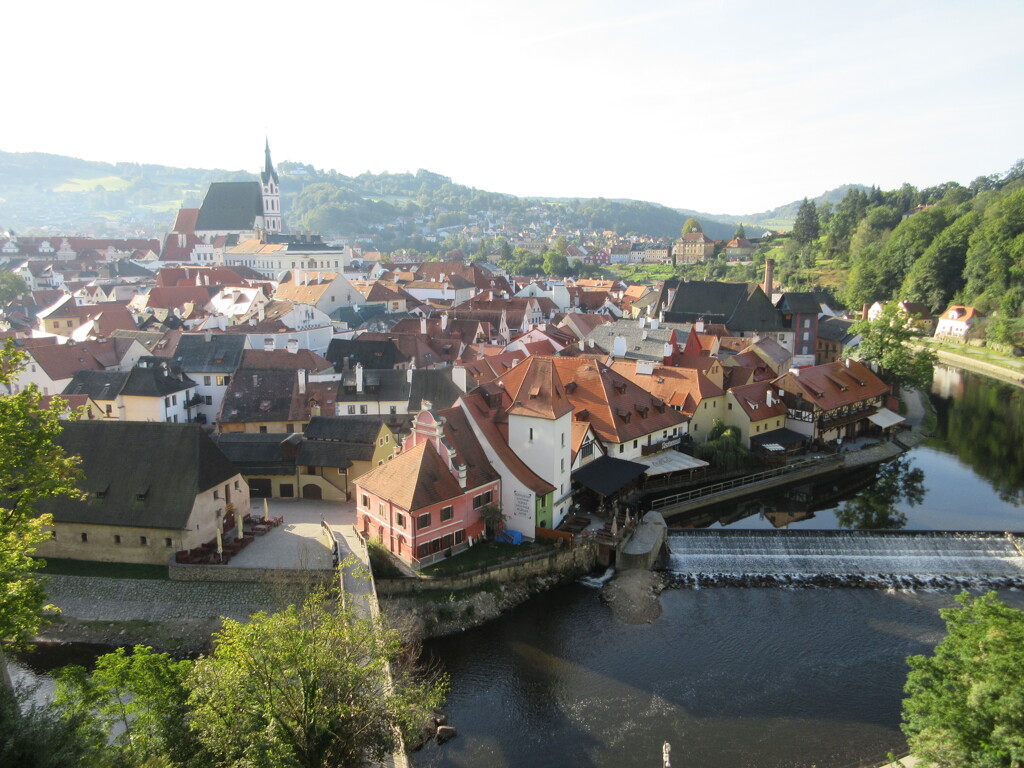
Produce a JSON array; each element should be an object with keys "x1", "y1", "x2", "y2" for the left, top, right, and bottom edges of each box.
[
  {"x1": 165, "y1": 538, "x2": 173, "y2": 548},
  {"x1": 442, "y1": 533, "x2": 454, "y2": 550},
  {"x1": 348, "y1": 405, "x2": 356, "y2": 415},
  {"x1": 214, "y1": 490, "x2": 220, "y2": 500},
  {"x1": 581, "y1": 442, "x2": 593, "y2": 458},
  {"x1": 396, "y1": 513, "x2": 406, "y2": 528},
  {"x1": 633, "y1": 440, "x2": 638, "y2": 449},
  {"x1": 529, "y1": 428, "x2": 534, "y2": 441},
  {"x1": 259, "y1": 426, "x2": 268, "y2": 433},
  {"x1": 378, "y1": 503, "x2": 386, "y2": 516},
  {"x1": 804, "y1": 318, "x2": 811, "y2": 328},
  {"x1": 418, "y1": 543, "x2": 430, "y2": 559},
  {"x1": 204, "y1": 376, "x2": 211, "y2": 386},
  {"x1": 455, "y1": 530, "x2": 465, "y2": 545},
  {"x1": 432, "y1": 538, "x2": 443, "y2": 554},
  {"x1": 360, "y1": 405, "x2": 368, "y2": 414},
  {"x1": 389, "y1": 406, "x2": 397, "y2": 414},
  {"x1": 114, "y1": 535, "x2": 121, "y2": 544},
  {"x1": 561, "y1": 432, "x2": 565, "y2": 447},
  {"x1": 205, "y1": 396, "x2": 212, "y2": 405},
  {"x1": 172, "y1": 394, "x2": 178, "y2": 406},
  {"x1": 618, "y1": 444, "x2": 624, "y2": 453},
  {"x1": 286, "y1": 423, "x2": 294, "y2": 432},
  {"x1": 361, "y1": 494, "x2": 369, "y2": 508},
  {"x1": 140, "y1": 536, "x2": 148, "y2": 546},
  {"x1": 560, "y1": 458, "x2": 565, "y2": 473},
  {"x1": 440, "y1": 506, "x2": 453, "y2": 522},
  {"x1": 417, "y1": 513, "x2": 431, "y2": 530},
  {"x1": 81, "y1": 533, "x2": 88, "y2": 543},
  {"x1": 473, "y1": 491, "x2": 493, "y2": 509},
  {"x1": 165, "y1": 397, "x2": 170, "y2": 408}
]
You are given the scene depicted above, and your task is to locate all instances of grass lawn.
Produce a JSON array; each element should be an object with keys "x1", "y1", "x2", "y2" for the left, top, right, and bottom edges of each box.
[
  {"x1": 920, "y1": 339, "x2": 1024, "y2": 373},
  {"x1": 54, "y1": 175, "x2": 132, "y2": 193},
  {"x1": 38, "y1": 558, "x2": 169, "y2": 580},
  {"x1": 418, "y1": 540, "x2": 551, "y2": 578}
]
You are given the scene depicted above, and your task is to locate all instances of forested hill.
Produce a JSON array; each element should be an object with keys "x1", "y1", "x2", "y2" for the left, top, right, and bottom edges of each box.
[
  {"x1": 773, "y1": 160, "x2": 1024, "y2": 321},
  {"x1": 0, "y1": 149, "x2": 844, "y2": 240}
]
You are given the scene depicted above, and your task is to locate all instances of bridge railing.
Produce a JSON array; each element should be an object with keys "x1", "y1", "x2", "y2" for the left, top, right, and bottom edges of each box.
[{"x1": 650, "y1": 455, "x2": 843, "y2": 510}]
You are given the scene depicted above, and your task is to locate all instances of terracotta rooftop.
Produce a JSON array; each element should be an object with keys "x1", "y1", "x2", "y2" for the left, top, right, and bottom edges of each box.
[{"x1": 356, "y1": 440, "x2": 463, "y2": 512}]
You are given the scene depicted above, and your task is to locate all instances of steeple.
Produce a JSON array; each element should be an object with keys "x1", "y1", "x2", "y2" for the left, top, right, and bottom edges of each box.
[
  {"x1": 260, "y1": 139, "x2": 282, "y2": 234},
  {"x1": 261, "y1": 138, "x2": 279, "y2": 186}
]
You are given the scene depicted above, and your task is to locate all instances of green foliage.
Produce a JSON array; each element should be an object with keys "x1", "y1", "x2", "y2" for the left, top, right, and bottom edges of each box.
[
  {"x1": 188, "y1": 588, "x2": 446, "y2": 768},
  {"x1": 682, "y1": 217, "x2": 702, "y2": 235},
  {"x1": 479, "y1": 503, "x2": 506, "y2": 538},
  {"x1": 963, "y1": 186, "x2": 1024, "y2": 315},
  {"x1": 0, "y1": 681, "x2": 98, "y2": 768},
  {"x1": 694, "y1": 419, "x2": 752, "y2": 471},
  {"x1": 847, "y1": 303, "x2": 937, "y2": 392},
  {"x1": 733, "y1": 223, "x2": 746, "y2": 239},
  {"x1": 54, "y1": 645, "x2": 202, "y2": 767},
  {"x1": 0, "y1": 340, "x2": 83, "y2": 647},
  {"x1": 792, "y1": 198, "x2": 820, "y2": 245},
  {"x1": 902, "y1": 592, "x2": 1024, "y2": 768},
  {"x1": 902, "y1": 211, "x2": 979, "y2": 313},
  {"x1": 0, "y1": 272, "x2": 28, "y2": 303}
]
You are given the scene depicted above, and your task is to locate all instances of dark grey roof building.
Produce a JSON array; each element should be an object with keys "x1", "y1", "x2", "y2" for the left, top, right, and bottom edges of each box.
[
  {"x1": 664, "y1": 281, "x2": 783, "y2": 333},
  {"x1": 195, "y1": 182, "x2": 264, "y2": 233}
]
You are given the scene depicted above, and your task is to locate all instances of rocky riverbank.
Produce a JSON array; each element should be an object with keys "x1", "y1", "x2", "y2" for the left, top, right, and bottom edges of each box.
[{"x1": 600, "y1": 570, "x2": 665, "y2": 624}]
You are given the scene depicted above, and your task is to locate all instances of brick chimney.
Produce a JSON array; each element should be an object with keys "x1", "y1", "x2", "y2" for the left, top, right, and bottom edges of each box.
[{"x1": 763, "y1": 258, "x2": 775, "y2": 296}]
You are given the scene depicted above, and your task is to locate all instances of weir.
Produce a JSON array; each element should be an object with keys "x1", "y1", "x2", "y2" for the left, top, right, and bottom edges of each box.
[{"x1": 665, "y1": 530, "x2": 1024, "y2": 589}]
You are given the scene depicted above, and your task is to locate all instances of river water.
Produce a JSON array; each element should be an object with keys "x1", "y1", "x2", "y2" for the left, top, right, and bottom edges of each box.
[{"x1": 413, "y1": 367, "x2": 1024, "y2": 768}]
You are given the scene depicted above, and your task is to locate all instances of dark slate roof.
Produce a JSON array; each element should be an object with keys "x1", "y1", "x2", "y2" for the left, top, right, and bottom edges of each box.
[
  {"x1": 330, "y1": 304, "x2": 389, "y2": 328},
  {"x1": 665, "y1": 281, "x2": 783, "y2": 332},
  {"x1": 295, "y1": 441, "x2": 355, "y2": 469},
  {"x1": 63, "y1": 370, "x2": 128, "y2": 400},
  {"x1": 220, "y1": 369, "x2": 300, "y2": 423},
  {"x1": 42, "y1": 422, "x2": 238, "y2": 529},
  {"x1": 304, "y1": 416, "x2": 395, "y2": 443},
  {"x1": 195, "y1": 181, "x2": 263, "y2": 232},
  {"x1": 775, "y1": 292, "x2": 821, "y2": 314},
  {"x1": 817, "y1": 316, "x2": 857, "y2": 343},
  {"x1": 173, "y1": 333, "x2": 248, "y2": 374},
  {"x1": 408, "y1": 368, "x2": 461, "y2": 412},
  {"x1": 571, "y1": 455, "x2": 648, "y2": 496},
  {"x1": 120, "y1": 358, "x2": 196, "y2": 397},
  {"x1": 339, "y1": 369, "x2": 410, "y2": 403},
  {"x1": 325, "y1": 338, "x2": 410, "y2": 371},
  {"x1": 210, "y1": 433, "x2": 299, "y2": 476}
]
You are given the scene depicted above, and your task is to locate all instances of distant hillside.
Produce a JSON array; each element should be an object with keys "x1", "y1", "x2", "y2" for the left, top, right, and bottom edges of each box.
[{"x1": 0, "y1": 149, "x2": 863, "y2": 244}]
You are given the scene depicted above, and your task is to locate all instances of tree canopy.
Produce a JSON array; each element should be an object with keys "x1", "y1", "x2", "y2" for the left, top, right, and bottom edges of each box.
[
  {"x1": 847, "y1": 302, "x2": 937, "y2": 392},
  {"x1": 0, "y1": 340, "x2": 82, "y2": 647},
  {"x1": 792, "y1": 198, "x2": 820, "y2": 245},
  {"x1": 902, "y1": 592, "x2": 1024, "y2": 768}
]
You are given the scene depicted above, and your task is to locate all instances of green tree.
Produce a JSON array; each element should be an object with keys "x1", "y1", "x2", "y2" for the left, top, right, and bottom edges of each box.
[
  {"x1": 0, "y1": 272, "x2": 27, "y2": 304},
  {"x1": 847, "y1": 302, "x2": 937, "y2": 392},
  {"x1": 188, "y1": 588, "x2": 446, "y2": 768},
  {"x1": 902, "y1": 211, "x2": 979, "y2": 313},
  {"x1": 479, "y1": 503, "x2": 506, "y2": 538},
  {"x1": 54, "y1": 645, "x2": 204, "y2": 767},
  {"x1": 0, "y1": 682, "x2": 99, "y2": 768},
  {"x1": 681, "y1": 217, "x2": 702, "y2": 236},
  {"x1": 543, "y1": 250, "x2": 570, "y2": 277},
  {"x1": 0, "y1": 341, "x2": 83, "y2": 649},
  {"x1": 902, "y1": 592, "x2": 1024, "y2": 768},
  {"x1": 733, "y1": 223, "x2": 746, "y2": 239},
  {"x1": 694, "y1": 419, "x2": 751, "y2": 471},
  {"x1": 792, "y1": 198, "x2": 820, "y2": 245}
]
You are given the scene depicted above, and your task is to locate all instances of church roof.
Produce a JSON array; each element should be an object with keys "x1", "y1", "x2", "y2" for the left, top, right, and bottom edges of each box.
[{"x1": 195, "y1": 181, "x2": 263, "y2": 232}]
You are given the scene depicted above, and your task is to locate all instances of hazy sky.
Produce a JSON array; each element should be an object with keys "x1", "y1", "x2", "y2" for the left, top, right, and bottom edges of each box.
[{"x1": 6, "y1": 0, "x2": 1023, "y2": 214}]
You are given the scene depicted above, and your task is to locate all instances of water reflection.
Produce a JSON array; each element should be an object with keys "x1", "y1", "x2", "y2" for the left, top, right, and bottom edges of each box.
[
  {"x1": 930, "y1": 366, "x2": 1024, "y2": 504},
  {"x1": 835, "y1": 456, "x2": 924, "y2": 530}
]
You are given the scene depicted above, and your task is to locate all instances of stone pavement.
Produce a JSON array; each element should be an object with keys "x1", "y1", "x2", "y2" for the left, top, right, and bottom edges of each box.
[{"x1": 227, "y1": 498, "x2": 355, "y2": 570}]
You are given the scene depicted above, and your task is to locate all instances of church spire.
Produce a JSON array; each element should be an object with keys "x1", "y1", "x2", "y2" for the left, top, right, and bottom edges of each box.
[{"x1": 261, "y1": 138, "x2": 279, "y2": 186}]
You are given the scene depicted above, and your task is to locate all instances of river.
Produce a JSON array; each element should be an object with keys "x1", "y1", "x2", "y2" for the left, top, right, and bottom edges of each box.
[{"x1": 413, "y1": 367, "x2": 1024, "y2": 768}]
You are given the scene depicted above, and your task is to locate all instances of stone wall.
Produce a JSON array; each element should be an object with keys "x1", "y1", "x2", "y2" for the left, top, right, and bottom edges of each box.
[
  {"x1": 168, "y1": 563, "x2": 334, "y2": 584},
  {"x1": 375, "y1": 543, "x2": 597, "y2": 596}
]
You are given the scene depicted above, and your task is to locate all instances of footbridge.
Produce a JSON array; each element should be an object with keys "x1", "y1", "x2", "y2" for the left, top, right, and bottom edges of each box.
[{"x1": 664, "y1": 530, "x2": 1024, "y2": 589}]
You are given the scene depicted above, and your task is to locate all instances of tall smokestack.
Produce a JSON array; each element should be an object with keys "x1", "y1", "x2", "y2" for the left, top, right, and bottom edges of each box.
[{"x1": 763, "y1": 258, "x2": 775, "y2": 296}]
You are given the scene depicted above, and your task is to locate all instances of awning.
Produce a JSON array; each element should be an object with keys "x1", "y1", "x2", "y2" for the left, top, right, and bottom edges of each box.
[
  {"x1": 868, "y1": 407, "x2": 906, "y2": 429},
  {"x1": 572, "y1": 456, "x2": 648, "y2": 497},
  {"x1": 636, "y1": 450, "x2": 708, "y2": 475},
  {"x1": 750, "y1": 428, "x2": 808, "y2": 451}
]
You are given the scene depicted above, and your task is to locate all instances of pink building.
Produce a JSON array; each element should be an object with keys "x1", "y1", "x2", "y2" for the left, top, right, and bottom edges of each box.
[{"x1": 355, "y1": 408, "x2": 500, "y2": 566}]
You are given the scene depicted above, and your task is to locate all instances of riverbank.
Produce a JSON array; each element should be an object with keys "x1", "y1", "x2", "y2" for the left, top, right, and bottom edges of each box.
[{"x1": 918, "y1": 340, "x2": 1024, "y2": 388}]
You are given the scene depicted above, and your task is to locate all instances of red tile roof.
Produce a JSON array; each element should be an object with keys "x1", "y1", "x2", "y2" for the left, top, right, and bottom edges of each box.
[{"x1": 357, "y1": 440, "x2": 464, "y2": 512}]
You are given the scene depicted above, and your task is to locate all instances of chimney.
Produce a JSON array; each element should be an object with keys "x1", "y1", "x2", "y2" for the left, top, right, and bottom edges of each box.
[
  {"x1": 695, "y1": 319, "x2": 705, "y2": 333},
  {"x1": 844, "y1": 357, "x2": 851, "y2": 368},
  {"x1": 451, "y1": 363, "x2": 467, "y2": 391},
  {"x1": 355, "y1": 362, "x2": 364, "y2": 393},
  {"x1": 636, "y1": 360, "x2": 655, "y2": 376},
  {"x1": 588, "y1": 338, "x2": 595, "y2": 349},
  {"x1": 612, "y1": 336, "x2": 626, "y2": 357},
  {"x1": 664, "y1": 342, "x2": 673, "y2": 359},
  {"x1": 766, "y1": 389, "x2": 774, "y2": 407},
  {"x1": 790, "y1": 367, "x2": 800, "y2": 377},
  {"x1": 297, "y1": 369, "x2": 306, "y2": 394},
  {"x1": 264, "y1": 337, "x2": 275, "y2": 352},
  {"x1": 287, "y1": 338, "x2": 298, "y2": 354},
  {"x1": 578, "y1": 339, "x2": 585, "y2": 352},
  {"x1": 407, "y1": 362, "x2": 415, "y2": 384},
  {"x1": 204, "y1": 329, "x2": 212, "y2": 343},
  {"x1": 420, "y1": 316, "x2": 427, "y2": 334},
  {"x1": 651, "y1": 318, "x2": 660, "y2": 330},
  {"x1": 258, "y1": 303, "x2": 265, "y2": 322},
  {"x1": 642, "y1": 329, "x2": 648, "y2": 341},
  {"x1": 457, "y1": 463, "x2": 467, "y2": 489},
  {"x1": 763, "y1": 258, "x2": 775, "y2": 295},
  {"x1": 441, "y1": 313, "x2": 449, "y2": 331}
]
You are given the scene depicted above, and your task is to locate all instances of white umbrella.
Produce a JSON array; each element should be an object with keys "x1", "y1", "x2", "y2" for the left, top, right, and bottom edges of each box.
[
  {"x1": 263, "y1": 498, "x2": 270, "y2": 522},
  {"x1": 611, "y1": 515, "x2": 618, "y2": 538},
  {"x1": 216, "y1": 529, "x2": 223, "y2": 562},
  {"x1": 235, "y1": 509, "x2": 244, "y2": 541}
]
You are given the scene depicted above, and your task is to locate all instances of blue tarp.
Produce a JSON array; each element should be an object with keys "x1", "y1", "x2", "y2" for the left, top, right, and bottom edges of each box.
[{"x1": 496, "y1": 530, "x2": 524, "y2": 545}]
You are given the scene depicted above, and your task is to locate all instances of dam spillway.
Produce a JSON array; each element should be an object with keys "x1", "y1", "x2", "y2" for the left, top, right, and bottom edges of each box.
[{"x1": 665, "y1": 530, "x2": 1024, "y2": 589}]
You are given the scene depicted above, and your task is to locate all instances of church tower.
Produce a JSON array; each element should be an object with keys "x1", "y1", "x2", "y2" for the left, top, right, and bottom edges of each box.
[{"x1": 260, "y1": 139, "x2": 282, "y2": 234}]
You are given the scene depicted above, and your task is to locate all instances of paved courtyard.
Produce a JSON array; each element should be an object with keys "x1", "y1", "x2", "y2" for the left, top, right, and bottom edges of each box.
[{"x1": 227, "y1": 497, "x2": 356, "y2": 570}]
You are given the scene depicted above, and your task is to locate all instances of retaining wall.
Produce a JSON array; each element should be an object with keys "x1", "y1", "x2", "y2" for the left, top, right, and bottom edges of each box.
[{"x1": 375, "y1": 542, "x2": 597, "y2": 596}]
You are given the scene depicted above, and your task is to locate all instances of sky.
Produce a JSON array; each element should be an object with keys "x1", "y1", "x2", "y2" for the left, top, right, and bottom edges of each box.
[{"x1": 5, "y1": 0, "x2": 1023, "y2": 214}]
